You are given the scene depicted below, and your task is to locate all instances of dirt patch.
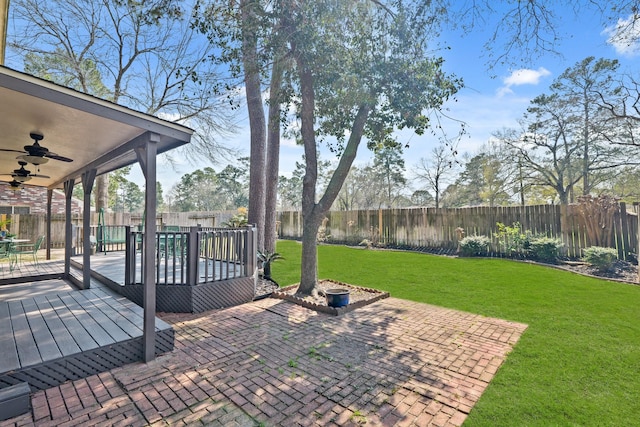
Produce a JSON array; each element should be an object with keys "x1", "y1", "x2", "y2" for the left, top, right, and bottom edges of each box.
[{"x1": 271, "y1": 279, "x2": 389, "y2": 315}]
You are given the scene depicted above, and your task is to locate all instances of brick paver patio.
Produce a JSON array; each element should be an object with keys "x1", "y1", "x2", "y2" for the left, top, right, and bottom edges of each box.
[{"x1": 2, "y1": 297, "x2": 527, "y2": 426}]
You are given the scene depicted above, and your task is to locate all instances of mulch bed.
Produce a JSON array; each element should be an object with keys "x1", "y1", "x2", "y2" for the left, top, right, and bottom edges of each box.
[
  {"x1": 556, "y1": 259, "x2": 638, "y2": 284},
  {"x1": 254, "y1": 277, "x2": 280, "y2": 300},
  {"x1": 271, "y1": 279, "x2": 389, "y2": 315}
]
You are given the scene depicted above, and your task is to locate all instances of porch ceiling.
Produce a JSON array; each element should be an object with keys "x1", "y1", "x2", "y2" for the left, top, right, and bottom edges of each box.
[{"x1": 0, "y1": 66, "x2": 193, "y2": 190}]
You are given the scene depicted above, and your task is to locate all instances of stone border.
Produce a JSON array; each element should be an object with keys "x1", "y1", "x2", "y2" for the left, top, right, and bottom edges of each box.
[{"x1": 271, "y1": 279, "x2": 389, "y2": 315}]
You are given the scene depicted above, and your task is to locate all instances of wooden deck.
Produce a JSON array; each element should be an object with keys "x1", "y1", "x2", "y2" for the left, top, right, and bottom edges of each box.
[
  {"x1": 78, "y1": 251, "x2": 243, "y2": 285},
  {"x1": 72, "y1": 252, "x2": 255, "y2": 313},
  {"x1": 0, "y1": 254, "x2": 64, "y2": 284},
  {"x1": 0, "y1": 284, "x2": 174, "y2": 392}
]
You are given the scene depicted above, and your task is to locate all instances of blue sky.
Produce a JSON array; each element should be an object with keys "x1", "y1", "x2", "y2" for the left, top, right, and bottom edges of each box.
[{"x1": 146, "y1": 4, "x2": 640, "y2": 193}]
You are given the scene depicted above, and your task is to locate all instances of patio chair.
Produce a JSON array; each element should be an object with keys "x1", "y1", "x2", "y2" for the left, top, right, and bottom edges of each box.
[
  {"x1": 13, "y1": 235, "x2": 45, "y2": 267},
  {"x1": 0, "y1": 242, "x2": 15, "y2": 273}
]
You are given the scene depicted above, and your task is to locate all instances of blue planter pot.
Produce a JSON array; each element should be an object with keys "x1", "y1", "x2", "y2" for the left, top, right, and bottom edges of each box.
[{"x1": 325, "y1": 288, "x2": 350, "y2": 307}]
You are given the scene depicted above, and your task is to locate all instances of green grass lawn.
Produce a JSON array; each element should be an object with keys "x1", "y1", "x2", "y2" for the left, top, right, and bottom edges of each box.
[{"x1": 274, "y1": 240, "x2": 640, "y2": 426}]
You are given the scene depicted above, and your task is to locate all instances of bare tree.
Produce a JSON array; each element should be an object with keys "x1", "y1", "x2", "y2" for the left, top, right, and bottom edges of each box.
[
  {"x1": 8, "y1": 0, "x2": 236, "y2": 209},
  {"x1": 414, "y1": 142, "x2": 458, "y2": 209}
]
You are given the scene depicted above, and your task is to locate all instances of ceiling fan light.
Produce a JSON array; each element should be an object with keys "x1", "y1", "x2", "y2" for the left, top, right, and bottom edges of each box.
[
  {"x1": 13, "y1": 175, "x2": 31, "y2": 183},
  {"x1": 8, "y1": 182, "x2": 22, "y2": 191},
  {"x1": 19, "y1": 155, "x2": 49, "y2": 166}
]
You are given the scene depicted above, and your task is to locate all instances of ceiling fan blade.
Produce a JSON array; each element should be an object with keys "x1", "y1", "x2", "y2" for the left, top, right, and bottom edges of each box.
[
  {"x1": 29, "y1": 173, "x2": 50, "y2": 179},
  {"x1": 45, "y1": 153, "x2": 73, "y2": 162},
  {"x1": 0, "y1": 148, "x2": 27, "y2": 154}
]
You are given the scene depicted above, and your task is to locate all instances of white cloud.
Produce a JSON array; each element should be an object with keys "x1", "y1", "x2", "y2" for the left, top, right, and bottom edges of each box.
[
  {"x1": 603, "y1": 14, "x2": 640, "y2": 57},
  {"x1": 497, "y1": 67, "x2": 551, "y2": 96}
]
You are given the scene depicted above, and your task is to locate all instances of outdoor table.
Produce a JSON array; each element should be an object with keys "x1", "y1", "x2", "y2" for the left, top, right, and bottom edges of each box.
[{"x1": 0, "y1": 238, "x2": 29, "y2": 248}]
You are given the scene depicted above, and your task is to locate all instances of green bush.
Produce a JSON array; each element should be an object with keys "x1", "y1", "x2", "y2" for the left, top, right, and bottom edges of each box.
[
  {"x1": 528, "y1": 237, "x2": 563, "y2": 262},
  {"x1": 583, "y1": 246, "x2": 618, "y2": 272},
  {"x1": 495, "y1": 222, "x2": 531, "y2": 256},
  {"x1": 459, "y1": 235, "x2": 491, "y2": 256}
]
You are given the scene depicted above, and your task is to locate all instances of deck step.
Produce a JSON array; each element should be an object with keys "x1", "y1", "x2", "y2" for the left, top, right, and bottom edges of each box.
[{"x1": 0, "y1": 382, "x2": 31, "y2": 421}]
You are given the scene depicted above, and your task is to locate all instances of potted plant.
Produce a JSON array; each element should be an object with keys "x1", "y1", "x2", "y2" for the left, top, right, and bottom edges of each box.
[{"x1": 0, "y1": 218, "x2": 10, "y2": 240}]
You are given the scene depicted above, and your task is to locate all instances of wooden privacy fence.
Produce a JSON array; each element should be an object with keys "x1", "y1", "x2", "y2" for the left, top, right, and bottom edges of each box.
[
  {"x1": 5, "y1": 204, "x2": 637, "y2": 260},
  {"x1": 277, "y1": 203, "x2": 639, "y2": 259}
]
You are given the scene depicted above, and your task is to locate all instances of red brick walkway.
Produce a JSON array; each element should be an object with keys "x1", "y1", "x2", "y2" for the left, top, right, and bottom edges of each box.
[{"x1": 2, "y1": 298, "x2": 526, "y2": 426}]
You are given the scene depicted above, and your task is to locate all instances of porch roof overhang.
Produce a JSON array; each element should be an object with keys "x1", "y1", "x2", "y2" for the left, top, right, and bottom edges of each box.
[{"x1": 0, "y1": 66, "x2": 193, "y2": 189}]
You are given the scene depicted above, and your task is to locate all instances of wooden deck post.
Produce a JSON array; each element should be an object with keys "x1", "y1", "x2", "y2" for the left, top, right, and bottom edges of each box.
[
  {"x1": 81, "y1": 169, "x2": 96, "y2": 290},
  {"x1": 46, "y1": 189, "x2": 52, "y2": 260},
  {"x1": 137, "y1": 133, "x2": 159, "y2": 363},
  {"x1": 187, "y1": 226, "x2": 199, "y2": 285},
  {"x1": 63, "y1": 179, "x2": 74, "y2": 279},
  {"x1": 246, "y1": 224, "x2": 257, "y2": 277}
]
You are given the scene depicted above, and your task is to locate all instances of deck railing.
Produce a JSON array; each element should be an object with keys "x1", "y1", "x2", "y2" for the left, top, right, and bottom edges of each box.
[{"x1": 124, "y1": 225, "x2": 257, "y2": 286}]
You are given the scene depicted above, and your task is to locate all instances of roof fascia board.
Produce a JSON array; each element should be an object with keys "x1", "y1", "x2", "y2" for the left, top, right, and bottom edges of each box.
[{"x1": 49, "y1": 131, "x2": 159, "y2": 189}]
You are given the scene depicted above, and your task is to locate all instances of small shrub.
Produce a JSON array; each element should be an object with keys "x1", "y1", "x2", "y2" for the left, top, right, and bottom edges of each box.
[
  {"x1": 317, "y1": 217, "x2": 331, "y2": 243},
  {"x1": 459, "y1": 235, "x2": 491, "y2": 256},
  {"x1": 223, "y1": 208, "x2": 248, "y2": 227},
  {"x1": 528, "y1": 237, "x2": 563, "y2": 262},
  {"x1": 583, "y1": 246, "x2": 617, "y2": 272},
  {"x1": 257, "y1": 250, "x2": 283, "y2": 280},
  {"x1": 495, "y1": 222, "x2": 531, "y2": 256}
]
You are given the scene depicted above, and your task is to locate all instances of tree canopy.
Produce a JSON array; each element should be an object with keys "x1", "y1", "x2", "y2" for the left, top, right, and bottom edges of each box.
[{"x1": 275, "y1": 1, "x2": 462, "y2": 295}]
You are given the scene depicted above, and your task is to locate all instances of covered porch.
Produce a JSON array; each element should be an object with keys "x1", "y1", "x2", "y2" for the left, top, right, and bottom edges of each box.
[{"x1": 0, "y1": 66, "x2": 193, "y2": 419}]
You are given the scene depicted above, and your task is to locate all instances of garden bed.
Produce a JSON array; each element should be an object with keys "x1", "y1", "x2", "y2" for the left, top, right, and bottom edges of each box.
[
  {"x1": 271, "y1": 279, "x2": 389, "y2": 315},
  {"x1": 557, "y1": 259, "x2": 638, "y2": 284}
]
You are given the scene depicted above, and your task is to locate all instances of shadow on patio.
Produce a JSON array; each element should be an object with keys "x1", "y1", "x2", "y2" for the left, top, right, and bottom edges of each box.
[{"x1": 2, "y1": 295, "x2": 526, "y2": 426}]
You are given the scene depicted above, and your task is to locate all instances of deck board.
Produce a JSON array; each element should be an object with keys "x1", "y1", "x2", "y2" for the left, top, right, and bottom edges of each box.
[
  {"x1": 57, "y1": 293, "x2": 115, "y2": 347},
  {"x1": 91, "y1": 288, "x2": 171, "y2": 331},
  {"x1": 0, "y1": 303, "x2": 20, "y2": 372},
  {"x1": 7, "y1": 301, "x2": 42, "y2": 367},
  {"x1": 67, "y1": 291, "x2": 131, "y2": 342},
  {"x1": 32, "y1": 295, "x2": 81, "y2": 356},
  {"x1": 81, "y1": 290, "x2": 141, "y2": 338},
  {"x1": 46, "y1": 294, "x2": 99, "y2": 352},
  {"x1": 21, "y1": 299, "x2": 63, "y2": 362}
]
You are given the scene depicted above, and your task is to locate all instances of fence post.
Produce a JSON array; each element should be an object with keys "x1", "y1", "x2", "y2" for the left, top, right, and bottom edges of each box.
[
  {"x1": 559, "y1": 204, "x2": 569, "y2": 257},
  {"x1": 635, "y1": 203, "x2": 640, "y2": 283},
  {"x1": 618, "y1": 202, "x2": 629, "y2": 260}
]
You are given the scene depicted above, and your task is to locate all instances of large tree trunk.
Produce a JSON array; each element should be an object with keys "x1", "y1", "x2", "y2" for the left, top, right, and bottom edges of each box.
[
  {"x1": 288, "y1": 13, "x2": 371, "y2": 296},
  {"x1": 95, "y1": 174, "x2": 109, "y2": 214},
  {"x1": 296, "y1": 59, "x2": 319, "y2": 295},
  {"x1": 296, "y1": 103, "x2": 370, "y2": 295},
  {"x1": 264, "y1": 38, "x2": 286, "y2": 253},
  {"x1": 296, "y1": 96, "x2": 371, "y2": 295},
  {"x1": 241, "y1": 0, "x2": 266, "y2": 250}
]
